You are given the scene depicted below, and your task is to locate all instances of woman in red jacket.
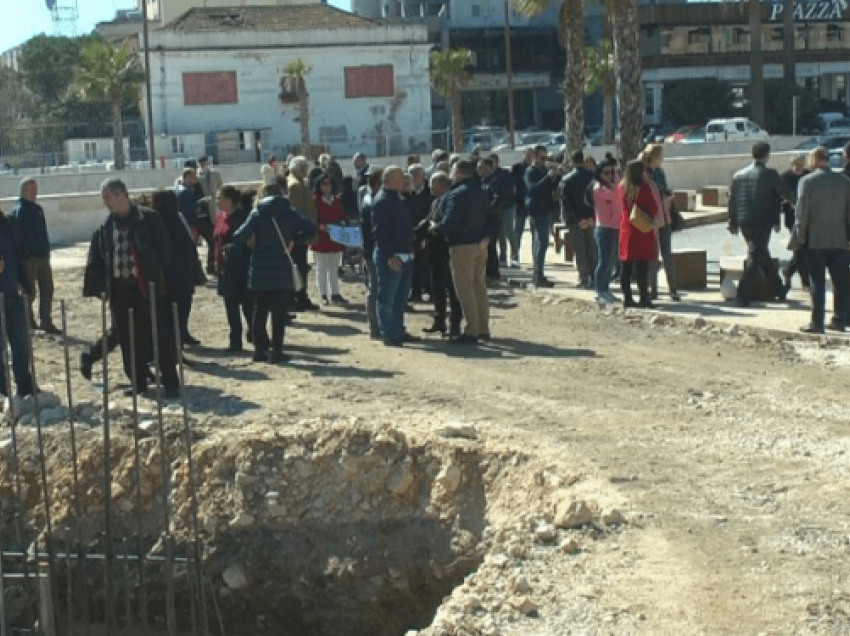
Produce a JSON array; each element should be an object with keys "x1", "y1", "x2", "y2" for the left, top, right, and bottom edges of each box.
[
  {"x1": 619, "y1": 160, "x2": 660, "y2": 308},
  {"x1": 311, "y1": 174, "x2": 347, "y2": 305}
]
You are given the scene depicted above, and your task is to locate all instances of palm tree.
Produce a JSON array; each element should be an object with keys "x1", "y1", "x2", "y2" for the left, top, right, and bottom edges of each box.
[
  {"x1": 430, "y1": 48, "x2": 472, "y2": 153},
  {"x1": 72, "y1": 39, "x2": 144, "y2": 171},
  {"x1": 284, "y1": 58, "x2": 312, "y2": 154},
  {"x1": 585, "y1": 38, "x2": 616, "y2": 145},
  {"x1": 515, "y1": 0, "x2": 586, "y2": 152},
  {"x1": 748, "y1": 0, "x2": 765, "y2": 127},
  {"x1": 610, "y1": 0, "x2": 643, "y2": 165}
]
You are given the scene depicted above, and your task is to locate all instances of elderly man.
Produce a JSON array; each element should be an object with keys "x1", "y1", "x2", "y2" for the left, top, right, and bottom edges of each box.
[
  {"x1": 434, "y1": 160, "x2": 491, "y2": 344},
  {"x1": 10, "y1": 178, "x2": 59, "y2": 333},
  {"x1": 353, "y1": 153, "x2": 370, "y2": 189},
  {"x1": 372, "y1": 165, "x2": 416, "y2": 347},
  {"x1": 197, "y1": 155, "x2": 223, "y2": 274},
  {"x1": 405, "y1": 164, "x2": 432, "y2": 302},
  {"x1": 87, "y1": 178, "x2": 180, "y2": 398},
  {"x1": 792, "y1": 146, "x2": 850, "y2": 333},
  {"x1": 286, "y1": 155, "x2": 320, "y2": 311},
  {"x1": 728, "y1": 142, "x2": 795, "y2": 307}
]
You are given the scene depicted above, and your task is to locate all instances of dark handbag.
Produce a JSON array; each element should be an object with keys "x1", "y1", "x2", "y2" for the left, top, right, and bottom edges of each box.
[{"x1": 670, "y1": 200, "x2": 686, "y2": 232}]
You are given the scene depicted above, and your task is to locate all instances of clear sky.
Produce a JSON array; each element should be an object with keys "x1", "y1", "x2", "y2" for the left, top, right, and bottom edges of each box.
[{"x1": 1, "y1": 0, "x2": 350, "y2": 54}]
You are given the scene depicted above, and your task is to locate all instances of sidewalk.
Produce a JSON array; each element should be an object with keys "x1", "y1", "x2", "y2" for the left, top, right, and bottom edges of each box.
[{"x1": 506, "y1": 207, "x2": 850, "y2": 342}]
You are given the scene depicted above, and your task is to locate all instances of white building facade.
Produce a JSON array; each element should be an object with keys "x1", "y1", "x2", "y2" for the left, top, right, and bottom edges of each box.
[{"x1": 141, "y1": 6, "x2": 433, "y2": 161}]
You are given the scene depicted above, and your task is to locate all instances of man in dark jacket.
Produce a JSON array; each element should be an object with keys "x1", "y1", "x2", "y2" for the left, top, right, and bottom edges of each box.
[
  {"x1": 728, "y1": 142, "x2": 795, "y2": 307},
  {"x1": 0, "y1": 205, "x2": 36, "y2": 397},
  {"x1": 780, "y1": 154, "x2": 810, "y2": 291},
  {"x1": 360, "y1": 167, "x2": 384, "y2": 339},
  {"x1": 490, "y1": 154, "x2": 517, "y2": 267},
  {"x1": 434, "y1": 159, "x2": 490, "y2": 344},
  {"x1": 91, "y1": 178, "x2": 180, "y2": 398},
  {"x1": 479, "y1": 157, "x2": 506, "y2": 281},
  {"x1": 511, "y1": 148, "x2": 534, "y2": 266},
  {"x1": 524, "y1": 146, "x2": 559, "y2": 287},
  {"x1": 372, "y1": 165, "x2": 416, "y2": 347},
  {"x1": 559, "y1": 150, "x2": 598, "y2": 288},
  {"x1": 175, "y1": 167, "x2": 201, "y2": 231},
  {"x1": 10, "y1": 178, "x2": 59, "y2": 334},
  {"x1": 404, "y1": 164, "x2": 432, "y2": 302}
]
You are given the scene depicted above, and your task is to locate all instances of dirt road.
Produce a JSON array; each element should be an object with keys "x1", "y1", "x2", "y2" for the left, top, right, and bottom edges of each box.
[{"x1": 19, "y1": 247, "x2": 850, "y2": 634}]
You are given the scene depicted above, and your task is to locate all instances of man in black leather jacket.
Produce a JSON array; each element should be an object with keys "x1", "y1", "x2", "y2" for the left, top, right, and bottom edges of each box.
[
  {"x1": 727, "y1": 142, "x2": 795, "y2": 307},
  {"x1": 559, "y1": 150, "x2": 597, "y2": 288}
]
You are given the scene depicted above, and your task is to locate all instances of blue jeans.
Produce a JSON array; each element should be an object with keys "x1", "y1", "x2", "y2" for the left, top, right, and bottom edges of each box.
[
  {"x1": 499, "y1": 205, "x2": 517, "y2": 262},
  {"x1": 807, "y1": 248, "x2": 850, "y2": 328},
  {"x1": 514, "y1": 207, "x2": 528, "y2": 257},
  {"x1": 374, "y1": 249, "x2": 413, "y2": 341},
  {"x1": 594, "y1": 226, "x2": 619, "y2": 296},
  {"x1": 0, "y1": 294, "x2": 34, "y2": 397},
  {"x1": 530, "y1": 214, "x2": 550, "y2": 279}
]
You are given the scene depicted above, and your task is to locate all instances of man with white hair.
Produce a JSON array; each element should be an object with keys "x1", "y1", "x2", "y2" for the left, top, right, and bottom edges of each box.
[
  {"x1": 286, "y1": 155, "x2": 320, "y2": 311},
  {"x1": 10, "y1": 178, "x2": 60, "y2": 333},
  {"x1": 353, "y1": 153, "x2": 370, "y2": 189},
  {"x1": 405, "y1": 164, "x2": 432, "y2": 302}
]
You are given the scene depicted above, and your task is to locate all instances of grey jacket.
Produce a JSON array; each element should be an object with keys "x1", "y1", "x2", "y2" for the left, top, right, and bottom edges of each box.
[
  {"x1": 728, "y1": 161, "x2": 794, "y2": 229},
  {"x1": 791, "y1": 167, "x2": 850, "y2": 251}
]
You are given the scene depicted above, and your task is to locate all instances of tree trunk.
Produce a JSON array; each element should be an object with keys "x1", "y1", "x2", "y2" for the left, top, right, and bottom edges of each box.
[
  {"x1": 298, "y1": 76, "x2": 311, "y2": 154},
  {"x1": 111, "y1": 88, "x2": 125, "y2": 171},
  {"x1": 611, "y1": 0, "x2": 643, "y2": 166},
  {"x1": 782, "y1": 0, "x2": 796, "y2": 91},
  {"x1": 749, "y1": 0, "x2": 765, "y2": 127},
  {"x1": 603, "y1": 78, "x2": 615, "y2": 145},
  {"x1": 562, "y1": 0, "x2": 585, "y2": 152},
  {"x1": 451, "y1": 84, "x2": 463, "y2": 153}
]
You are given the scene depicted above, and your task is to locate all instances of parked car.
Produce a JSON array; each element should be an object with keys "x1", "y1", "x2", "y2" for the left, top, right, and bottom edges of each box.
[
  {"x1": 704, "y1": 118, "x2": 769, "y2": 142},
  {"x1": 794, "y1": 135, "x2": 850, "y2": 151},
  {"x1": 821, "y1": 118, "x2": 850, "y2": 136},
  {"x1": 679, "y1": 126, "x2": 706, "y2": 144},
  {"x1": 462, "y1": 126, "x2": 507, "y2": 153},
  {"x1": 665, "y1": 124, "x2": 701, "y2": 144},
  {"x1": 586, "y1": 126, "x2": 603, "y2": 146}
]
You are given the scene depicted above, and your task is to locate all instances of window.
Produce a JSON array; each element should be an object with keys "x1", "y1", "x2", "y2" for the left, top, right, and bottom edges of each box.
[
  {"x1": 344, "y1": 65, "x2": 395, "y2": 98},
  {"x1": 171, "y1": 136, "x2": 184, "y2": 154},
  {"x1": 183, "y1": 71, "x2": 238, "y2": 106},
  {"x1": 736, "y1": 121, "x2": 745, "y2": 132},
  {"x1": 747, "y1": 122, "x2": 759, "y2": 133},
  {"x1": 84, "y1": 141, "x2": 96, "y2": 160},
  {"x1": 471, "y1": 3, "x2": 480, "y2": 17},
  {"x1": 707, "y1": 124, "x2": 723, "y2": 134},
  {"x1": 279, "y1": 75, "x2": 299, "y2": 104},
  {"x1": 644, "y1": 86, "x2": 655, "y2": 118}
]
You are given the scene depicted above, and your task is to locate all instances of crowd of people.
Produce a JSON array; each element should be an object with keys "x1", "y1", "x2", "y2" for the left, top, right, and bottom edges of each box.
[{"x1": 0, "y1": 138, "x2": 847, "y2": 401}]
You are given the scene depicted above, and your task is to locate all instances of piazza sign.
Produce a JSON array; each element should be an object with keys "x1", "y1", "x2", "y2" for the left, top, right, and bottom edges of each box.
[{"x1": 769, "y1": 0, "x2": 849, "y2": 21}]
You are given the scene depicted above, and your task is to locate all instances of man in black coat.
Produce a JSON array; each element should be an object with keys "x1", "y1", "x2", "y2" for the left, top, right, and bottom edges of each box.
[
  {"x1": 404, "y1": 164, "x2": 432, "y2": 302},
  {"x1": 479, "y1": 157, "x2": 506, "y2": 281},
  {"x1": 89, "y1": 178, "x2": 180, "y2": 398},
  {"x1": 559, "y1": 150, "x2": 598, "y2": 288}
]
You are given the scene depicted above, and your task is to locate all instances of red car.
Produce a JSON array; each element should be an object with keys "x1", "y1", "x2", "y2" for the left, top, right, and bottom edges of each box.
[{"x1": 665, "y1": 124, "x2": 701, "y2": 144}]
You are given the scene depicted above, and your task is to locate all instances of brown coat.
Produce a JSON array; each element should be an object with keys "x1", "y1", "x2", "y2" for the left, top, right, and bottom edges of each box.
[{"x1": 286, "y1": 173, "x2": 319, "y2": 243}]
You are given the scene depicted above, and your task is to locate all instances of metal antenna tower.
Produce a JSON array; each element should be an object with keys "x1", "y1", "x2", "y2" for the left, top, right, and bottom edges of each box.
[{"x1": 45, "y1": 0, "x2": 80, "y2": 36}]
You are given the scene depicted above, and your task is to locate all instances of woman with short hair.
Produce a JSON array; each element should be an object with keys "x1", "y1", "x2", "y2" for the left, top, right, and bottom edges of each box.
[
  {"x1": 214, "y1": 186, "x2": 253, "y2": 351},
  {"x1": 311, "y1": 174, "x2": 347, "y2": 305}
]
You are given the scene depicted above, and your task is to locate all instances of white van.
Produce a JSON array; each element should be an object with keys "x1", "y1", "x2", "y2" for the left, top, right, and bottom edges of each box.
[{"x1": 704, "y1": 118, "x2": 769, "y2": 142}]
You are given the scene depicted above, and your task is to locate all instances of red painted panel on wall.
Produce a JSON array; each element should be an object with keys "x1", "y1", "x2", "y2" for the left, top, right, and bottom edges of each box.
[
  {"x1": 183, "y1": 71, "x2": 238, "y2": 106},
  {"x1": 344, "y1": 65, "x2": 394, "y2": 98}
]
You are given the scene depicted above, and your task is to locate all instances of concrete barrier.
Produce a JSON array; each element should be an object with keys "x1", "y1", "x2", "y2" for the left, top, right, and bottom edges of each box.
[
  {"x1": 672, "y1": 249, "x2": 707, "y2": 290},
  {"x1": 699, "y1": 186, "x2": 730, "y2": 207},
  {"x1": 673, "y1": 190, "x2": 696, "y2": 212}
]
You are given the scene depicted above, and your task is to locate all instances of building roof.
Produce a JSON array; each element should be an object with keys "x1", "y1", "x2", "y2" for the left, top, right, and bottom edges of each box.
[{"x1": 164, "y1": 5, "x2": 381, "y2": 32}]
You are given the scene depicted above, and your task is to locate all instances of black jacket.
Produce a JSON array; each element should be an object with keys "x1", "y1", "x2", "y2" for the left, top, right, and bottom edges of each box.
[
  {"x1": 524, "y1": 164, "x2": 557, "y2": 217},
  {"x1": 85, "y1": 205, "x2": 171, "y2": 300},
  {"x1": 728, "y1": 161, "x2": 795, "y2": 229},
  {"x1": 0, "y1": 213, "x2": 32, "y2": 298},
  {"x1": 404, "y1": 184, "x2": 433, "y2": 226},
  {"x1": 158, "y1": 202, "x2": 200, "y2": 298},
  {"x1": 436, "y1": 178, "x2": 489, "y2": 246},
  {"x1": 781, "y1": 168, "x2": 809, "y2": 231},
  {"x1": 512, "y1": 162, "x2": 529, "y2": 212},
  {"x1": 559, "y1": 166, "x2": 595, "y2": 225},
  {"x1": 9, "y1": 198, "x2": 50, "y2": 259},
  {"x1": 217, "y1": 206, "x2": 251, "y2": 300}
]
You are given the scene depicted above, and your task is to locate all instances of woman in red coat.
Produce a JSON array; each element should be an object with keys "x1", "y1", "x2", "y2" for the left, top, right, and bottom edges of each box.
[
  {"x1": 311, "y1": 174, "x2": 347, "y2": 305},
  {"x1": 619, "y1": 160, "x2": 661, "y2": 308}
]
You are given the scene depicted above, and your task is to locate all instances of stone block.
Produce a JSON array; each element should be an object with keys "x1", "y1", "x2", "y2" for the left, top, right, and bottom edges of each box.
[
  {"x1": 552, "y1": 224, "x2": 573, "y2": 262},
  {"x1": 673, "y1": 190, "x2": 697, "y2": 212},
  {"x1": 719, "y1": 257, "x2": 780, "y2": 301},
  {"x1": 672, "y1": 249, "x2": 707, "y2": 290},
  {"x1": 699, "y1": 186, "x2": 729, "y2": 207}
]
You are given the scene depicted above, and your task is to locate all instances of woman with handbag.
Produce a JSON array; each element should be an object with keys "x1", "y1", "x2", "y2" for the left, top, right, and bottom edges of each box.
[
  {"x1": 214, "y1": 186, "x2": 253, "y2": 352},
  {"x1": 311, "y1": 173, "x2": 347, "y2": 305},
  {"x1": 235, "y1": 194, "x2": 316, "y2": 363},
  {"x1": 639, "y1": 144, "x2": 681, "y2": 301},
  {"x1": 619, "y1": 160, "x2": 660, "y2": 309}
]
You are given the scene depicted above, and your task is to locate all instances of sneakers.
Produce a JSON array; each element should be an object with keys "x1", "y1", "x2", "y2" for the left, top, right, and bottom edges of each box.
[
  {"x1": 321, "y1": 296, "x2": 330, "y2": 306},
  {"x1": 331, "y1": 294, "x2": 347, "y2": 304},
  {"x1": 533, "y1": 277, "x2": 555, "y2": 288}
]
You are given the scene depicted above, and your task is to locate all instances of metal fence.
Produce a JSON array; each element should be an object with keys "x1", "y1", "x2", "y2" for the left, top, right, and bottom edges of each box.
[{"x1": 0, "y1": 288, "x2": 221, "y2": 636}]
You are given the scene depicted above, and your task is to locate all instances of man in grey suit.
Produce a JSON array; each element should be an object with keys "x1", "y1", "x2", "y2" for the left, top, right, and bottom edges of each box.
[{"x1": 792, "y1": 146, "x2": 850, "y2": 333}]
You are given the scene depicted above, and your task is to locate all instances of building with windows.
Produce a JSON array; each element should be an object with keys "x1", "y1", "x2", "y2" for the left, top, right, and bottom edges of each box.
[
  {"x1": 0, "y1": 43, "x2": 26, "y2": 72},
  {"x1": 642, "y1": 0, "x2": 850, "y2": 124},
  {"x1": 140, "y1": 4, "x2": 432, "y2": 161}
]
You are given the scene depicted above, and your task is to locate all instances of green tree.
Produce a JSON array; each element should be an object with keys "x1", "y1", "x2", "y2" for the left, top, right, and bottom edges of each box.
[
  {"x1": 72, "y1": 39, "x2": 145, "y2": 170},
  {"x1": 430, "y1": 48, "x2": 473, "y2": 153},
  {"x1": 748, "y1": 0, "x2": 765, "y2": 127},
  {"x1": 662, "y1": 79, "x2": 737, "y2": 126},
  {"x1": 515, "y1": 0, "x2": 586, "y2": 152},
  {"x1": 0, "y1": 67, "x2": 36, "y2": 164},
  {"x1": 763, "y1": 81, "x2": 819, "y2": 135},
  {"x1": 284, "y1": 58, "x2": 312, "y2": 154},
  {"x1": 585, "y1": 38, "x2": 615, "y2": 145},
  {"x1": 19, "y1": 34, "x2": 97, "y2": 105}
]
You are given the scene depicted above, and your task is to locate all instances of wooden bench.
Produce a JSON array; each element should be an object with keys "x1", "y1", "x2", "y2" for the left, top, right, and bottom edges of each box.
[
  {"x1": 699, "y1": 186, "x2": 730, "y2": 208},
  {"x1": 672, "y1": 249, "x2": 707, "y2": 290},
  {"x1": 673, "y1": 190, "x2": 697, "y2": 212}
]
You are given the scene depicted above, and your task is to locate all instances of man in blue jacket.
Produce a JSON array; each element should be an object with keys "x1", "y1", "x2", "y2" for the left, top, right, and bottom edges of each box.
[
  {"x1": 372, "y1": 165, "x2": 416, "y2": 347},
  {"x1": 10, "y1": 178, "x2": 60, "y2": 334},
  {"x1": 524, "y1": 146, "x2": 559, "y2": 287},
  {"x1": 434, "y1": 159, "x2": 490, "y2": 344}
]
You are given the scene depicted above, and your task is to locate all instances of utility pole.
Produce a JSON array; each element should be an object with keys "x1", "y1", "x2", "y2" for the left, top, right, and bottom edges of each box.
[
  {"x1": 504, "y1": 0, "x2": 516, "y2": 150},
  {"x1": 140, "y1": 0, "x2": 156, "y2": 169}
]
